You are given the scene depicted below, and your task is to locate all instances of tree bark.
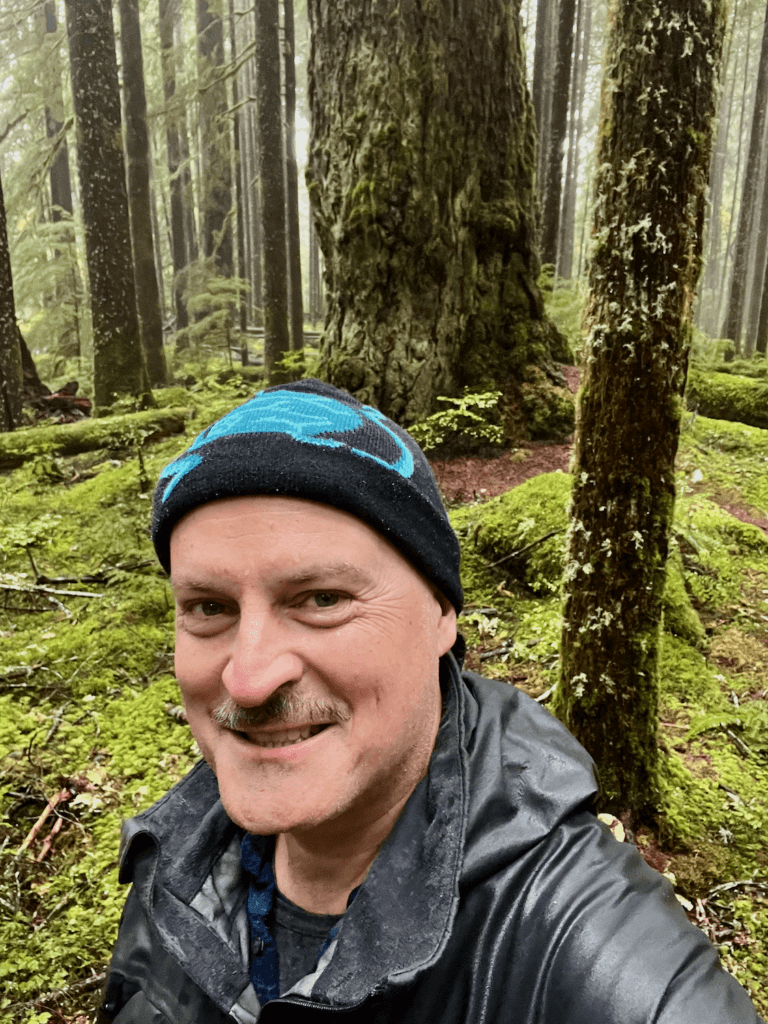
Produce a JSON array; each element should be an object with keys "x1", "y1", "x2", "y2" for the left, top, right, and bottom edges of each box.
[
  {"x1": 229, "y1": 0, "x2": 248, "y2": 333},
  {"x1": 0, "y1": 170, "x2": 23, "y2": 432},
  {"x1": 244, "y1": 59, "x2": 263, "y2": 327},
  {"x1": 307, "y1": 0, "x2": 568, "y2": 428},
  {"x1": 119, "y1": 0, "x2": 168, "y2": 386},
  {"x1": 64, "y1": 0, "x2": 151, "y2": 408},
  {"x1": 254, "y1": 0, "x2": 290, "y2": 379},
  {"x1": 532, "y1": 0, "x2": 557, "y2": 193},
  {"x1": 41, "y1": 1, "x2": 74, "y2": 220},
  {"x1": 555, "y1": 0, "x2": 587, "y2": 282},
  {"x1": 159, "y1": 0, "x2": 190, "y2": 332},
  {"x1": 540, "y1": 0, "x2": 577, "y2": 268},
  {"x1": 554, "y1": 0, "x2": 725, "y2": 824},
  {"x1": 720, "y1": 0, "x2": 768, "y2": 352},
  {"x1": 196, "y1": 0, "x2": 234, "y2": 277},
  {"x1": 283, "y1": 0, "x2": 304, "y2": 352}
]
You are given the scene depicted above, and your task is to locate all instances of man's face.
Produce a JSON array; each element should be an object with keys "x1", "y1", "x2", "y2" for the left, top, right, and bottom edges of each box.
[{"x1": 170, "y1": 496, "x2": 457, "y2": 838}]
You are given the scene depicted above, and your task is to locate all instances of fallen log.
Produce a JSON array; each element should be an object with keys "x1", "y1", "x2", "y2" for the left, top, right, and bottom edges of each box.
[
  {"x1": 0, "y1": 407, "x2": 191, "y2": 472},
  {"x1": 686, "y1": 368, "x2": 768, "y2": 430}
]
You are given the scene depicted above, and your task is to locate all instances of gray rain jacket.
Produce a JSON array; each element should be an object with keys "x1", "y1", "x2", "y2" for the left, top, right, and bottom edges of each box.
[{"x1": 99, "y1": 657, "x2": 764, "y2": 1023}]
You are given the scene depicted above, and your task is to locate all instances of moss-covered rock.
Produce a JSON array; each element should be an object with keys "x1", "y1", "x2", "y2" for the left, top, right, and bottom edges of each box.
[{"x1": 686, "y1": 368, "x2": 768, "y2": 430}]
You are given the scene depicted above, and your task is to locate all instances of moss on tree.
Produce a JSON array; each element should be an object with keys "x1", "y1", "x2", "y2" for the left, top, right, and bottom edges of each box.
[{"x1": 306, "y1": 0, "x2": 570, "y2": 431}]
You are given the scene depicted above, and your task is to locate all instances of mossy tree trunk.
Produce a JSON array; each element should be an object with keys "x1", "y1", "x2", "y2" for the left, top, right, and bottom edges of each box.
[
  {"x1": 306, "y1": 0, "x2": 565, "y2": 427},
  {"x1": 119, "y1": 0, "x2": 168, "y2": 387},
  {"x1": 0, "y1": 171, "x2": 23, "y2": 432},
  {"x1": 64, "y1": 0, "x2": 151, "y2": 408},
  {"x1": 553, "y1": 0, "x2": 725, "y2": 825},
  {"x1": 196, "y1": 0, "x2": 234, "y2": 278}
]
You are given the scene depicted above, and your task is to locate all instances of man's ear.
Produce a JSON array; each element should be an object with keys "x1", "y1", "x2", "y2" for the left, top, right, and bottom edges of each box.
[{"x1": 434, "y1": 589, "x2": 458, "y2": 657}]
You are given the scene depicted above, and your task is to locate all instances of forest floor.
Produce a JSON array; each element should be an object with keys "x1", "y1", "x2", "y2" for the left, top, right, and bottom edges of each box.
[{"x1": 1, "y1": 358, "x2": 768, "y2": 1020}]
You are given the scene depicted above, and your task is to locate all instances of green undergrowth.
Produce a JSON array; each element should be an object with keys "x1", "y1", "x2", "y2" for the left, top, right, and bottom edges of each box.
[{"x1": 1, "y1": 372, "x2": 767, "y2": 1017}]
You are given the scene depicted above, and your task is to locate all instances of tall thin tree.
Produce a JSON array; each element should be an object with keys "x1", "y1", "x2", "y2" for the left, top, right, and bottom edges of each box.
[
  {"x1": 0, "y1": 171, "x2": 23, "y2": 432},
  {"x1": 64, "y1": 0, "x2": 151, "y2": 407},
  {"x1": 254, "y1": 0, "x2": 290, "y2": 378},
  {"x1": 721, "y1": 0, "x2": 768, "y2": 352},
  {"x1": 555, "y1": 0, "x2": 725, "y2": 823},
  {"x1": 283, "y1": 0, "x2": 304, "y2": 353},
  {"x1": 119, "y1": 0, "x2": 168, "y2": 386},
  {"x1": 196, "y1": 0, "x2": 234, "y2": 277}
]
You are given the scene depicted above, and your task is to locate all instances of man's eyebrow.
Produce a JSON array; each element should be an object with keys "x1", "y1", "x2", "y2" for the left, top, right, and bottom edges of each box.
[
  {"x1": 280, "y1": 562, "x2": 373, "y2": 588},
  {"x1": 170, "y1": 563, "x2": 374, "y2": 591}
]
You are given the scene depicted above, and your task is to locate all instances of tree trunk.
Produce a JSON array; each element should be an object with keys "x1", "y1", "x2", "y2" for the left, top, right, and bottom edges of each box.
[
  {"x1": 119, "y1": 0, "x2": 168, "y2": 387},
  {"x1": 229, "y1": 0, "x2": 248, "y2": 333},
  {"x1": 540, "y1": 0, "x2": 577, "y2": 268},
  {"x1": 283, "y1": 0, "x2": 304, "y2": 352},
  {"x1": 64, "y1": 0, "x2": 151, "y2": 408},
  {"x1": 720, "y1": 0, "x2": 768, "y2": 352},
  {"x1": 159, "y1": 0, "x2": 190, "y2": 332},
  {"x1": 307, "y1": 0, "x2": 567, "y2": 428},
  {"x1": 532, "y1": 0, "x2": 557, "y2": 194},
  {"x1": 554, "y1": 0, "x2": 725, "y2": 825},
  {"x1": 254, "y1": 0, "x2": 290, "y2": 379},
  {"x1": 555, "y1": 0, "x2": 588, "y2": 282},
  {"x1": 0, "y1": 171, "x2": 23, "y2": 432},
  {"x1": 42, "y1": 1, "x2": 74, "y2": 220},
  {"x1": 701, "y1": 0, "x2": 739, "y2": 331},
  {"x1": 309, "y1": 212, "x2": 322, "y2": 323},
  {"x1": 196, "y1": 0, "x2": 234, "y2": 278},
  {"x1": 244, "y1": 59, "x2": 263, "y2": 327}
]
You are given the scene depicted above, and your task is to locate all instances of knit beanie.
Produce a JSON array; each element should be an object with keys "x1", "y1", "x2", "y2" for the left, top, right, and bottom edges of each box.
[{"x1": 151, "y1": 379, "x2": 463, "y2": 612}]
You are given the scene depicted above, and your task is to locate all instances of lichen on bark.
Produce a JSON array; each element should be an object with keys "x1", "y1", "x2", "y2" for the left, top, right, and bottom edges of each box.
[
  {"x1": 553, "y1": 0, "x2": 726, "y2": 825},
  {"x1": 306, "y1": 0, "x2": 568, "y2": 430}
]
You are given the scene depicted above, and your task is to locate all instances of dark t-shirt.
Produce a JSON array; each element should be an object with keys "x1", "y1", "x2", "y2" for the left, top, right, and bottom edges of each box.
[{"x1": 274, "y1": 889, "x2": 343, "y2": 995}]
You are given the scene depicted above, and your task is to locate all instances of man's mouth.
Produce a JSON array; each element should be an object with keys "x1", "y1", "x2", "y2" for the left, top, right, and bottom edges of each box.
[{"x1": 237, "y1": 723, "x2": 331, "y2": 748}]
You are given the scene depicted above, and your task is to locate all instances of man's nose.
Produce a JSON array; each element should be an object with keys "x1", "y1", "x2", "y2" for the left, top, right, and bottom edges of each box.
[{"x1": 220, "y1": 608, "x2": 303, "y2": 705}]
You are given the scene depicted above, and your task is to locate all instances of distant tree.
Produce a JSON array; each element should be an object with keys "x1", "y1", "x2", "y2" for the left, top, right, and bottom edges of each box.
[
  {"x1": 196, "y1": 0, "x2": 234, "y2": 278},
  {"x1": 0, "y1": 171, "x2": 23, "y2": 432},
  {"x1": 41, "y1": 1, "x2": 73, "y2": 221},
  {"x1": 284, "y1": 0, "x2": 304, "y2": 352},
  {"x1": 254, "y1": 0, "x2": 290, "y2": 379},
  {"x1": 540, "y1": 0, "x2": 577, "y2": 267},
  {"x1": 119, "y1": 0, "x2": 168, "y2": 386},
  {"x1": 532, "y1": 0, "x2": 557, "y2": 192},
  {"x1": 554, "y1": 0, "x2": 725, "y2": 824},
  {"x1": 64, "y1": 0, "x2": 151, "y2": 407},
  {"x1": 556, "y1": 0, "x2": 589, "y2": 281},
  {"x1": 721, "y1": 0, "x2": 768, "y2": 353},
  {"x1": 159, "y1": 0, "x2": 190, "y2": 332},
  {"x1": 307, "y1": 0, "x2": 569, "y2": 427},
  {"x1": 229, "y1": 0, "x2": 248, "y2": 334}
]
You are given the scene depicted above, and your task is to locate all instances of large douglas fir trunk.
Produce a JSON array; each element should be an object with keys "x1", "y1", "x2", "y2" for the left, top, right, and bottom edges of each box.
[{"x1": 307, "y1": 0, "x2": 568, "y2": 428}]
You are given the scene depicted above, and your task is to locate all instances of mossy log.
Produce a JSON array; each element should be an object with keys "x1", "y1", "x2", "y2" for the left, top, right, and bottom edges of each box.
[
  {"x1": 686, "y1": 368, "x2": 768, "y2": 430},
  {"x1": 0, "y1": 408, "x2": 190, "y2": 471}
]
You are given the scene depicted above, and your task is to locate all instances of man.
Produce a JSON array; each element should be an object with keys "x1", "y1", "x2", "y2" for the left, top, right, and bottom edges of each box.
[{"x1": 99, "y1": 378, "x2": 763, "y2": 1023}]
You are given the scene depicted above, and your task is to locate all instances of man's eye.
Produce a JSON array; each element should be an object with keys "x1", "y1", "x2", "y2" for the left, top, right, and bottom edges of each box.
[
  {"x1": 192, "y1": 601, "x2": 228, "y2": 617},
  {"x1": 312, "y1": 591, "x2": 340, "y2": 608}
]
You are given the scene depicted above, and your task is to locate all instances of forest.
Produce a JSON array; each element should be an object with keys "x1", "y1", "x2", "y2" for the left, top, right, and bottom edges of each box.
[{"x1": 0, "y1": 0, "x2": 768, "y2": 1020}]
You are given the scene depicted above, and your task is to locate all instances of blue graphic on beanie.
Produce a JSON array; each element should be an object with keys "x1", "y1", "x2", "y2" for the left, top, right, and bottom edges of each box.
[{"x1": 158, "y1": 389, "x2": 414, "y2": 501}]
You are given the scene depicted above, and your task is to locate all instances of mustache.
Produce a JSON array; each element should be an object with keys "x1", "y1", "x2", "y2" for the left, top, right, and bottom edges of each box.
[{"x1": 211, "y1": 694, "x2": 351, "y2": 731}]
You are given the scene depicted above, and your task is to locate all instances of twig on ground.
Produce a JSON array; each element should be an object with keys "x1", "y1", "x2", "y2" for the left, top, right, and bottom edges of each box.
[
  {"x1": 0, "y1": 581, "x2": 103, "y2": 599},
  {"x1": 5, "y1": 971, "x2": 107, "y2": 1012},
  {"x1": 17, "y1": 787, "x2": 72, "y2": 855},
  {"x1": 487, "y1": 529, "x2": 564, "y2": 568}
]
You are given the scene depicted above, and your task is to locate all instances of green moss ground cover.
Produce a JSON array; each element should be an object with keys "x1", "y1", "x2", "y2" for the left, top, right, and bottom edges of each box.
[{"x1": 1, "y1": 367, "x2": 767, "y2": 1018}]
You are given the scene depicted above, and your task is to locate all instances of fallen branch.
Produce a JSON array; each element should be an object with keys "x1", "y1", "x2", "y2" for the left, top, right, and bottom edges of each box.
[
  {"x1": 0, "y1": 581, "x2": 103, "y2": 599},
  {"x1": 17, "y1": 788, "x2": 72, "y2": 854},
  {"x1": 35, "y1": 559, "x2": 155, "y2": 586},
  {"x1": 5, "y1": 971, "x2": 107, "y2": 1012},
  {"x1": 487, "y1": 529, "x2": 564, "y2": 569}
]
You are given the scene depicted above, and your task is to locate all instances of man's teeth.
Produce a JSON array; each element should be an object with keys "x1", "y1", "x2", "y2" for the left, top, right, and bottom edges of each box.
[{"x1": 246, "y1": 724, "x2": 326, "y2": 748}]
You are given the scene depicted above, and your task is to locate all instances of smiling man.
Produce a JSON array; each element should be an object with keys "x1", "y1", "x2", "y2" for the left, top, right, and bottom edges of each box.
[{"x1": 99, "y1": 379, "x2": 763, "y2": 1024}]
